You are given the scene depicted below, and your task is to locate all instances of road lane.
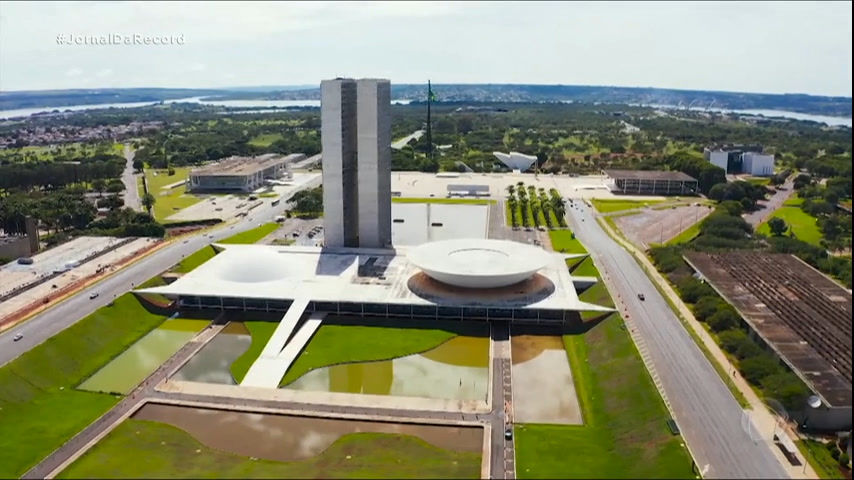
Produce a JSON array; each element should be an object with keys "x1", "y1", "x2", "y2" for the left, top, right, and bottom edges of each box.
[
  {"x1": 0, "y1": 187, "x2": 312, "y2": 367},
  {"x1": 565, "y1": 202, "x2": 788, "y2": 479},
  {"x1": 121, "y1": 144, "x2": 141, "y2": 211}
]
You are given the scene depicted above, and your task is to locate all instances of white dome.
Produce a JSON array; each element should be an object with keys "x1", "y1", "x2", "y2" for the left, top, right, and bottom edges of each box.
[
  {"x1": 407, "y1": 239, "x2": 552, "y2": 289},
  {"x1": 493, "y1": 151, "x2": 538, "y2": 171},
  {"x1": 216, "y1": 249, "x2": 291, "y2": 283}
]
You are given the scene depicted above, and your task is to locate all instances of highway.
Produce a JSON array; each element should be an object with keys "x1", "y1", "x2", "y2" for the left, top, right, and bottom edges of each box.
[
  {"x1": 121, "y1": 144, "x2": 141, "y2": 211},
  {"x1": 566, "y1": 202, "x2": 789, "y2": 479},
  {"x1": 0, "y1": 193, "x2": 303, "y2": 368}
]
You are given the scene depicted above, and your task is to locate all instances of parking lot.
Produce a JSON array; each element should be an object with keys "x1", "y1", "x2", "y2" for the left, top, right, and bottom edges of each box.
[
  {"x1": 614, "y1": 204, "x2": 713, "y2": 248},
  {"x1": 166, "y1": 173, "x2": 321, "y2": 222},
  {"x1": 261, "y1": 218, "x2": 324, "y2": 247}
]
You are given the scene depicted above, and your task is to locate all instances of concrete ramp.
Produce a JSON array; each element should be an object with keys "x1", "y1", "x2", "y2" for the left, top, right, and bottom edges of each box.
[
  {"x1": 259, "y1": 297, "x2": 309, "y2": 359},
  {"x1": 277, "y1": 311, "x2": 326, "y2": 376},
  {"x1": 240, "y1": 311, "x2": 326, "y2": 388}
]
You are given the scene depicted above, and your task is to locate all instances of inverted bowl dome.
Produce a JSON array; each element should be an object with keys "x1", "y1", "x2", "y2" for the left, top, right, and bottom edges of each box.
[{"x1": 407, "y1": 239, "x2": 551, "y2": 289}]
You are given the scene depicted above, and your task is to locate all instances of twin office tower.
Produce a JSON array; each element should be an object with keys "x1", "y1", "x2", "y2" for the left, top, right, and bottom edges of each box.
[{"x1": 321, "y1": 78, "x2": 393, "y2": 249}]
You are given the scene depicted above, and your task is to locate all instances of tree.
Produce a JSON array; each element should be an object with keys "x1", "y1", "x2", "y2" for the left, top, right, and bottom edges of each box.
[
  {"x1": 735, "y1": 340, "x2": 763, "y2": 360},
  {"x1": 708, "y1": 183, "x2": 727, "y2": 202},
  {"x1": 739, "y1": 355, "x2": 781, "y2": 385},
  {"x1": 678, "y1": 278, "x2": 716, "y2": 303},
  {"x1": 708, "y1": 308, "x2": 740, "y2": 332},
  {"x1": 141, "y1": 192, "x2": 156, "y2": 216},
  {"x1": 91, "y1": 178, "x2": 107, "y2": 197},
  {"x1": 694, "y1": 296, "x2": 725, "y2": 322},
  {"x1": 717, "y1": 200, "x2": 744, "y2": 216},
  {"x1": 760, "y1": 372, "x2": 810, "y2": 411},
  {"x1": 132, "y1": 159, "x2": 144, "y2": 172},
  {"x1": 768, "y1": 217, "x2": 788, "y2": 236},
  {"x1": 291, "y1": 187, "x2": 323, "y2": 216},
  {"x1": 719, "y1": 329, "x2": 749, "y2": 354}
]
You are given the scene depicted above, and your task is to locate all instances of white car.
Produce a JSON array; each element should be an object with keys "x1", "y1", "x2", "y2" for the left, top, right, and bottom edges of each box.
[
  {"x1": 89, "y1": 292, "x2": 100, "y2": 300},
  {"x1": 13, "y1": 333, "x2": 23, "y2": 342}
]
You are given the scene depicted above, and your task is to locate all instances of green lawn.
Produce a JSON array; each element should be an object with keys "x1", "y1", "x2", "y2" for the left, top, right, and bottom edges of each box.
[
  {"x1": 515, "y1": 246, "x2": 693, "y2": 479},
  {"x1": 279, "y1": 324, "x2": 458, "y2": 386},
  {"x1": 666, "y1": 222, "x2": 701, "y2": 246},
  {"x1": 219, "y1": 222, "x2": 279, "y2": 244},
  {"x1": 746, "y1": 177, "x2": 771, "y2": 186},
  {"x1": 248, "y1": 133, "x2": 284, "y2": 148},
  {"x1": 392, "y1": 197, "x2": 496, "y2": 205},
  {"x1": 757, "y1": 206, "x2": 822, "y2": 246},
  {"x1": 549, "y1": 230, "x2": 588, "y2": 254},
  {"x1": 143, "y1": 168, "x2": 201, "y2": 220},
  {"x1": 0, "y1": 294, "x2": 168, "y2": 477},
  {"x1": 58, "y1": 420, "x2": 481, "y2": 479},
  {"x1": 230, "y1": 321, "x2": 279, "y2": 383},
  {"x1": 796, "y1": 440, "x2": 847, "y2": 480},
  {"x1": 568, "y1": 256, "x2": 598, "y2": 278},
  {"x1": 171, "y1": 223, "x2": 280, "y2": 273},
  {"x1": 591, "y1": 198, "x2": 665, "y2": 213}
]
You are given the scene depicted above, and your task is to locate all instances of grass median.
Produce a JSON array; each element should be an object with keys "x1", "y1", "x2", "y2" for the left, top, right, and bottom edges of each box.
[
  {"x1": 516, "y1": 252, "x2": 693, "y2": 479},
  {"x1": 58, "y1": 420, "x2": 481, "y2": 479},
  {"x1": 0, "y1": 294, "x2": 168, "y2": 477}
]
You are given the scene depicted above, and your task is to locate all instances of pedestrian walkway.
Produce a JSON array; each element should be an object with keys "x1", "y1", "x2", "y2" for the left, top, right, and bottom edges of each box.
[{"x1": 241, "y1": 311, "x2": 325, "y2": 388}]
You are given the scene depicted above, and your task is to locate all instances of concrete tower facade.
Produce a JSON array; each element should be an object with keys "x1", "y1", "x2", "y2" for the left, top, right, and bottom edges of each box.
[
  {"x1": 321, "y1": 78, "x2": 359, "y2": 248},
  {"x1": 321, "y1": 78, "x2": 392, "y2": 248},
  {"x1": 356, "y1": 79, "x2": 392, "y2": 248}
]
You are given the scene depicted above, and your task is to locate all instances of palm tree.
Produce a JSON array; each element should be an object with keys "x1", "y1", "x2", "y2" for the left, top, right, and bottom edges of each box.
[
  {"x1": 141, "y1": 192, "x2": 156, "y2": 217},
  {"x1": 506, "y1": 185, "x2": 515, "y2": 197}
]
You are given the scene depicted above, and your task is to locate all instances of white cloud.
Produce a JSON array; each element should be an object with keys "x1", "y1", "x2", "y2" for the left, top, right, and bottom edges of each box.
[
  {"x1": 0, "y1": 1, "x2": 850, "y2": 96},
  {"x1": 64, "y1": 67, "x2": 83, "y2": 77},
  {"x1": 95, "y1": 68, "x2": 113, "y2": 78}
]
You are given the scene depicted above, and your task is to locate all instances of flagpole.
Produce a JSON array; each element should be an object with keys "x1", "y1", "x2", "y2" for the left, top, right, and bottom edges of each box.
[{"x1": 426, "y1": 80, "x2": 433, "y2": 163}]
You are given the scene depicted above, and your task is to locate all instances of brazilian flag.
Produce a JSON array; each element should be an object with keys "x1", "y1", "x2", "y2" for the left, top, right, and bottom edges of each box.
[{"x1": 428, "y1": 85, "x2": 437, "y2": 103}]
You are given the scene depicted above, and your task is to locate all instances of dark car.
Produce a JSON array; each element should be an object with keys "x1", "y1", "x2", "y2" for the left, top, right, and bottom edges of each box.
[
  {"x1": 504, "y1": 428, "x2": 513, "y2": 440},
  {"x1": 638, "y1": 293, "x2": 645, "y2": 301}
]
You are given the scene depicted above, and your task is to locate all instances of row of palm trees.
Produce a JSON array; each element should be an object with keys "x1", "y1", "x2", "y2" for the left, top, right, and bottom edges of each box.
[{"x1": 505, "y1": 182, "x2": 568, "y2": 229}]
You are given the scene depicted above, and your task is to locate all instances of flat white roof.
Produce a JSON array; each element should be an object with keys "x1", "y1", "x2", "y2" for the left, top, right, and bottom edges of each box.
[{"x1": 136, "y1": 243, "x2": 611, "y2": 312}]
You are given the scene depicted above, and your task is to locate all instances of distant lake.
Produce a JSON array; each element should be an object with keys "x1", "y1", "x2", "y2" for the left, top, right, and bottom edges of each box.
[
  {"x1": 639, "y1": 103, "x2": 852, "y2": 127},
  {"x1": 0, "y1": 96, "x2": 411, "y2": 120}
]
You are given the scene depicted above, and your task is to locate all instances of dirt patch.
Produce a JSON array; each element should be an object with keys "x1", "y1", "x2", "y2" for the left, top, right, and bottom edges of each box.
[{"x1": 614, "y1": 205, "x2": 712, "y2": 248}]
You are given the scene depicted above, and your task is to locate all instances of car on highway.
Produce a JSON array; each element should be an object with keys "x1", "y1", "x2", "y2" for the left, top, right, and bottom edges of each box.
[
  {"x1": 89, "y1": 292, "x2": 100, "y2": 300},
  {"x1": 637, "y1": 293, "x2": 645, "y2": 301},
  {"x1": 504, "y1": 428, "x2": 513, "y2": 440},
  {"x1": 13, "y1": 333, "x2": 23, "y2": 342}
]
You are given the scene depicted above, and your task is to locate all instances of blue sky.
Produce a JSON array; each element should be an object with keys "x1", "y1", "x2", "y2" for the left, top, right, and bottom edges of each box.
[{"x1": 0, "y1": 1, "x2": 851, "y2": 96}]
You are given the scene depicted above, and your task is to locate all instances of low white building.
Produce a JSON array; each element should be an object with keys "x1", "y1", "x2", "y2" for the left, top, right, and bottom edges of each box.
[
  {"x1": 708, "y1": 151, "x2": 729, "y2": 172},
  {"x1": 742, "y1": 152, "x2": 775, "y2": 176},
  {"x1": 703, "y1": 147, "x2": 775, "y2": 177},
  {"x1": 493, "y1": 151, "x2": 538, "y2": 172}
]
